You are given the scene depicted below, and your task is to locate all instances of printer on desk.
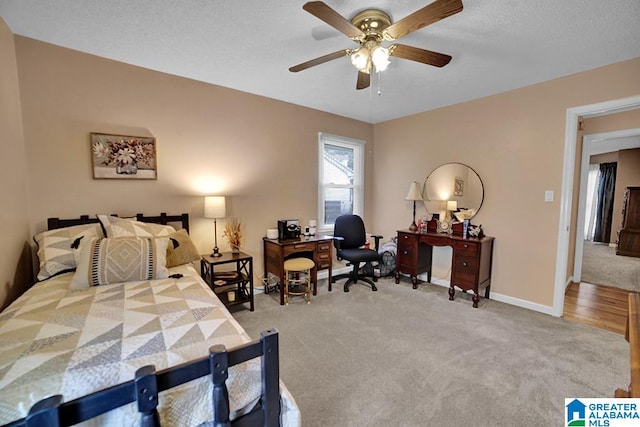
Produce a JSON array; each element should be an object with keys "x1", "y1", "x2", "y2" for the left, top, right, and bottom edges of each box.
[{"x1": 278, "y1": 219, "x2": 301, "y2": 240}]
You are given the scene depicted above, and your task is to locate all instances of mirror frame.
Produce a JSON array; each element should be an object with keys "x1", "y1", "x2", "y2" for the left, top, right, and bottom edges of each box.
[{"x1": 423, "y1": 162, "x2": 484, "y2": 221}]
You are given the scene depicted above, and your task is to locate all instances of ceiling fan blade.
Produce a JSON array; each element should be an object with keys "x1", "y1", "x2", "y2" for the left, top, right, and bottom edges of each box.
[
  {"x1": 303, "y1": 1, "x2": 364, "y2": 40},
  {"x1": 390, "y1": 44, "x2": 452, "y2": 67},
  {"x1": 289, "y1": 49, "x2": 351, "y2": 72},
  {"x1": 356, "y1": 71, "x2": 370, "y2": 90},
  {"x1": 384, "y1": 0, "x2": 463, "y2": 40}
]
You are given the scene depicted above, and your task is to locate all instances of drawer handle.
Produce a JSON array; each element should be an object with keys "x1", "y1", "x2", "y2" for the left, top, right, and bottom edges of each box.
[
  {"x1": 403, "y1": 235, "x2": 408, "y2": 239},
  {"x1": 293, "y1": 244, "x2": 307, "y2": 249},
  {"x1": 463, "y1": 262, "x2": 468, "y2": 267},
  {"x1": 319, "y1": 254, "x2": 329, "y2": 259},
  {"x1": 403, "y1": 250, "x2": 408, "y2": 255},
  {"x1": 464, "y1": 244, "x2": 469, "y2": 248}
]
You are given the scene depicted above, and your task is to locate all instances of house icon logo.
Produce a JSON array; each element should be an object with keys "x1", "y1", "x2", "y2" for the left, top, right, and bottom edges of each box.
[{"x1": 566, "y1": 399, "x2": 586, "y2": 426}]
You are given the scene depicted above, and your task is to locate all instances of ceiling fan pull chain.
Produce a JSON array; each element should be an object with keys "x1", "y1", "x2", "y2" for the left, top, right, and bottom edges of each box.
[{"x1": 377, "y1": 71, "x2": 382, "y2": 96}]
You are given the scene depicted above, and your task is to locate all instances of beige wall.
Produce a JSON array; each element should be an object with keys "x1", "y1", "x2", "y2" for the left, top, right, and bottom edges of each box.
[
  {"x1": 3, "y1": 26, "x2": 640, "y2": 312},
  {"x1": 583, "y1": 109, "x2": 640, "y2": 134},
  {"x1": 0, "y1": 19, "x2": 31, "y2": 309},
  {"x1": 373, "y1": 57, "x2": 640, "y2": 307},
  {"x1": 8, "y1": 36, "x2": 372, "y2": 306}
]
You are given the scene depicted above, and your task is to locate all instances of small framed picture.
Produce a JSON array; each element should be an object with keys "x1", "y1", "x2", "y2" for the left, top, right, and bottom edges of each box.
[
  {"x1": 454, "y1": 178, "x2": 464, "y2": 197},
  {"x1": 91, "y1": 132, "x2": 157, "y2": 179}
]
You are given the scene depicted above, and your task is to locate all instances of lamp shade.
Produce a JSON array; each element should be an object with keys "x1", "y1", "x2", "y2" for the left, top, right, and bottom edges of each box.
[
  {"x1": 405, "y1": 182, "x2": 423, "y2": 201},
  {"x1": 447, "y1": 200, "x2": 458, "y2": 211},
  {"x1": 204, "y1": 196, "x2": 226, "y2": 219}
]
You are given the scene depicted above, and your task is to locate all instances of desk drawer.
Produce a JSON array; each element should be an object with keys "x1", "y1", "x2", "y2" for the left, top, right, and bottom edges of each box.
[
  {"x1": 283, "y1": 243, "x2": 315, "y2": 257},
  {"x1": 454, "y1": 240, "x2": 479, "y2": 256},
  {"x1": 397, "y1": 245, "x2": 416, "y2": 268},
  {"x1": 452, "y1": 255, "x2": 479, "y2": 287},
  {"x1": 397, "y1": 232, "x2": 418, "y2": 270},
  {"x1": 398, "y1": 232, "x2": 418, "y2": 249},
  {"x1": 317, "y1": 241, "x2": 332, "y2": 253},
  {"x1": 420, "y1": 234, "x2": 450, "y2": 247},
  {"x1": 316, "y1": 251, "x2": 332, "y2": 269},
  {"x1": 317, "y1": 241, "x2": 332, "y2": 270}
]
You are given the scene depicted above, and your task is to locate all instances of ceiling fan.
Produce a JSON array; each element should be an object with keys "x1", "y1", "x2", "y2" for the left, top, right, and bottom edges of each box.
[{"x1": 289, "y1": 0, "x2": 463, "y2": 90}]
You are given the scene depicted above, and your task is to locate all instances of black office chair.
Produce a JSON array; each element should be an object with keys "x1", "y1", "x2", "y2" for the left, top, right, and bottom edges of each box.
[{"x1": 332, "y1": 214, "x2": 382, "y2": 292}]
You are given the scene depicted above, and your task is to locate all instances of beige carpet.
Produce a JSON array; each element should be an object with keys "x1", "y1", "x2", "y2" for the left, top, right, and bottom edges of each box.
[
  {"x1": 232, "y1": 278, "x2": 628, "y2": 426},
  {"x1": 581, "y1": 241, "x2": 640, "y2": 292}
]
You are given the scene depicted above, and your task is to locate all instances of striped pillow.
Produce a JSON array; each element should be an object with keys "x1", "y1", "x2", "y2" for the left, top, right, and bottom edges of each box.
[
  {"x1": 97, "y1": 215, "x2": 175, "y2": 238},
  {"x1": 34, "y1": 223, "x2": 104, "y2": 281},
  {"x1": 70, "y1": 237, "x2": 169, "y2": 289}
]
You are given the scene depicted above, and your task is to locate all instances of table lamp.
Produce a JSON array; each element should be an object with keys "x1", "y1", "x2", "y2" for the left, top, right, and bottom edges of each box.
[
  {"x1": 405, "y1": 182, "x2": 423, "y2": 231},
  {"x1": 446, "y1": 200, "x2": 458, "y2": 221},
  {"x1": 204, "y1": 195, "x2": 226, "y2": 257}
]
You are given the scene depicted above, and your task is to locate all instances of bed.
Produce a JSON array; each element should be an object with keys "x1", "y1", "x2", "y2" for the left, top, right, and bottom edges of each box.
[{"x1": 0, "y1": 213, "x2": 300, "y2": 426}]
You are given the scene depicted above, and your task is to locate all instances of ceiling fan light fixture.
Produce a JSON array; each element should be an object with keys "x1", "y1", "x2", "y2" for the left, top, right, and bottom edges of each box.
[
  {"x1": 291, "y1": 1, "x2": 463, "y2": 90},
  {"x1": 350, "y1": 47, "x2": 370, "y2": 71},
  {"x1": 371, "y1": 44, "x2": 390, "y2": 72}
]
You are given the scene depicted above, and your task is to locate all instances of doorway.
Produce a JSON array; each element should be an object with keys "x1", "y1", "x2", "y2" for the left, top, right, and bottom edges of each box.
[
  {"x1": 553, "y1": 95, "x2": 640, "y2": 317},
  {"x1": 573, "y1": 130, "x2": 640, "y2": 287}
]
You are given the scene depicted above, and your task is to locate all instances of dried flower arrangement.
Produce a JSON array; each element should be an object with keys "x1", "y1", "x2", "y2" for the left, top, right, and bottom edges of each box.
[{"x1": 223, "y1": 218, "x2": 242, "y2": 250}]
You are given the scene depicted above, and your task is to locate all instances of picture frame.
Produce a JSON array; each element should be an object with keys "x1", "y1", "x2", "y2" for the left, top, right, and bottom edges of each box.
[
  {"x1": 91, "y1": 132, "x2": 157, "y2": 179},
  {"x1": 454, "y1": 177, "x2": 464, "y2": 197}
]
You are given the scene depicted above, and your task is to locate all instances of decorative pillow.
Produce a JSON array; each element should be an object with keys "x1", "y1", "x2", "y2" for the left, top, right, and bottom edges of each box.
[
  {"x1": 34, "y1": 223, "x2": 104, "y2": 281},
  {"x1": 70, "y1": 237, "x2": 169, "y2": 289},
  {"x1": 166, "y1": 229, "x2": 201, "y2": 267},
  {"x1": 97, "y1": 214, "x2": 175, "y2": 238}
]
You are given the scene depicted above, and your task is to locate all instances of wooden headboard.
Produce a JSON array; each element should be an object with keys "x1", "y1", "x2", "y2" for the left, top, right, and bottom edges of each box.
[{"x1": 47, "y1": 213, "x2": 190, "y2": 233}]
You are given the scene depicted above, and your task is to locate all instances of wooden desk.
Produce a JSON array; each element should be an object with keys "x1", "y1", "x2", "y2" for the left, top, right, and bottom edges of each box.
[
  {"x1": 263, "y1": 236, "x2": 333, "y2": 305},
  {"x1": 395, "y1": 230, "x2": 494, "y2": 308}
]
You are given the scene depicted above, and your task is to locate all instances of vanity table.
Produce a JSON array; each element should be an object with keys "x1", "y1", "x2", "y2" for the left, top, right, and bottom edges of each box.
[
  {"x1": 398, "y1": 162, "x2": 494, "y2": 308},
  {"x1": 395, "y1": 229, "x2": 494, "y2": 308}
]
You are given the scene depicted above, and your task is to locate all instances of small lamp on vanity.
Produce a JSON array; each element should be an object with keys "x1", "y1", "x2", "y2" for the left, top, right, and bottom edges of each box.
[
  {"x1": 405, "y1": 182, "x2": 423, "y2": 231},
  {"x1": 446, "y1": 200, "x2": 458, "y2": 221},
  {"x1": 204, "y1": 195, "x2": 226, "y2": 257}
]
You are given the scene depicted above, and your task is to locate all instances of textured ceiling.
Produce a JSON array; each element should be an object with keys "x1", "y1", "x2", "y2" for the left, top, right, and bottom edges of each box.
[{"x1": 1, "y1": 0, "x2": 639, "y2": 123}]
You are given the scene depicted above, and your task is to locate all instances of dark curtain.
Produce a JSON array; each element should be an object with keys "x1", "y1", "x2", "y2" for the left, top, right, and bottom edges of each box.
[{"x1": 593, "y1": 162, "x2": 617, "y2": 243}]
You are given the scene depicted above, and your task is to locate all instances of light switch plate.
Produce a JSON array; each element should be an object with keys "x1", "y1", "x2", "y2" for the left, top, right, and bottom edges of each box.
[{"x1": 545, "y1": 190, "x2": 554, "y2": 202}]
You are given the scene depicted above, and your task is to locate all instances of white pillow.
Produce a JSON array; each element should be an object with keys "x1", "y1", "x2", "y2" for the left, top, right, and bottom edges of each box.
[
  {"x1": 70, "y1": 236, "x2": 169, "y2": 289},
  {"x1": 97, "y1": 215, "x2": 175, "y2": 238},
  {"x1": 34, "y1": 223, "x2": 104, "y2": 281}
]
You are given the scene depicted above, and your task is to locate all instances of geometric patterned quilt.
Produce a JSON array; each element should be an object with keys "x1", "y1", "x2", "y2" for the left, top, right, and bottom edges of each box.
[{"x1": 0, "y1": 264, "x2": 299, "y2": 426}]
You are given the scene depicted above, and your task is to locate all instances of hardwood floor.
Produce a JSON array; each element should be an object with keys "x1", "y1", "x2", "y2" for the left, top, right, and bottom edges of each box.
[{"x1": 563, "y1": 282, "x2": 631, "y2": 335}]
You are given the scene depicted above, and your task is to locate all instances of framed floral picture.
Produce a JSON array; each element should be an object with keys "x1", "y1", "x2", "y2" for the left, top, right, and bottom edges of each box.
[
  {"x1": 454, "y1": 177, "x2": 464, "y2": 197},
  {"x1": 90, "y1": 132, "x2": 157, "y2": 179}
]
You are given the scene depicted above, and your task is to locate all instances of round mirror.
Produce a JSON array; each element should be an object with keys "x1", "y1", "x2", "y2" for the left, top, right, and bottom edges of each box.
[{"x1": 423, "y1": 162, "x2": 484, "y2": 221}]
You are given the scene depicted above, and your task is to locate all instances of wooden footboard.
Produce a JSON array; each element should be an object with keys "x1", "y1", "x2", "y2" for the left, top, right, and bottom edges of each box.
[
  {"x1": 3, "y1": 330, "x2": 280, "y2": 427},
  {"x1": 615, "y1": 293, "x2": 640, "y2": 398}
]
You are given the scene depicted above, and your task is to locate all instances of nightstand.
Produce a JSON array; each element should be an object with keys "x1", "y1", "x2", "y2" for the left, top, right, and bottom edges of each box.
[{"x1": 200, "y1": 252, "x2": 254, "y2": 311}]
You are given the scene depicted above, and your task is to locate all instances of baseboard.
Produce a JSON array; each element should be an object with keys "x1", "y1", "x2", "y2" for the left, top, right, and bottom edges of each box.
[
  {"x1": 258, "y1": 269, "x2": 557, "y2": 315},
  {"x1": 319, "y1": 266, "x2": 350, "y2": 279},
  {"x1": 416, "y1": 273, "x2": 556, "y2": 316}
]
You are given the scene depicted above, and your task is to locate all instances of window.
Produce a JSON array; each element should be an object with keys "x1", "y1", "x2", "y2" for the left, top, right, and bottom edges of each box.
[{"x1": 318, "y1": 133, "x2": 365, "y2": 232}]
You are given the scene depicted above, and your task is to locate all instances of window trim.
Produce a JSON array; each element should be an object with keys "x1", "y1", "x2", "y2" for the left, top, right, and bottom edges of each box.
[{"x1": 317, "y1": 132, "x2": 365, "y2": 234}]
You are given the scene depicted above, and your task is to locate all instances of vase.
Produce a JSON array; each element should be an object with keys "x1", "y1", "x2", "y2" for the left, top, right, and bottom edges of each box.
[
  {"x1": 231, "y1": 244, "x2": 240, "y2": 254},
  {"x1": 116, "y1": 160, "x2": 138, "y2": 175}
]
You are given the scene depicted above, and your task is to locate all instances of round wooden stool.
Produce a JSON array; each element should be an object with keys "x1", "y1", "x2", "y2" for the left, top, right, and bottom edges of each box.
[{"x1": 283, "y1": 257, "x2": 314, "y2": 305}]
